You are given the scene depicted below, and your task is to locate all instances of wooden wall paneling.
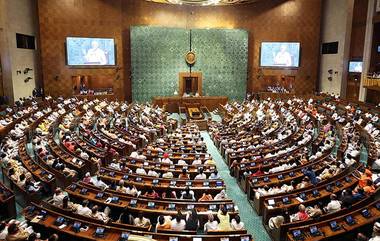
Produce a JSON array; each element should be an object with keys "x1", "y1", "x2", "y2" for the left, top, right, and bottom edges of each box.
[
  {"x1": 346, "y1": 0, "x2": 368, "y2": 101},
  {"x1": 38, "y1": 0, "x2": 322, "y2": 100},
  {"x1": 0, "y1": 58, "x2": 3, "y2": 97}
]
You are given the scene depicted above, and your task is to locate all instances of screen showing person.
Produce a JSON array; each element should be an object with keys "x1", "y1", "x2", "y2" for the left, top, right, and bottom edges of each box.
[
  {"x1": 348, "y1": 61, "x2": 363, "y2": 73},
  {"x1": 66, "y1": 37, "x2": 115, "y2": 66},
  {"x1": 260, "y1": 42, "x2": 300, "y2": 68}
]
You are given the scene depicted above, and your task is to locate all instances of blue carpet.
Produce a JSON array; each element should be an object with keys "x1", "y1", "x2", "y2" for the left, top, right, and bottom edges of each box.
[{"x1": 201, "y1": 132, "x2": 272, "y2": 241}]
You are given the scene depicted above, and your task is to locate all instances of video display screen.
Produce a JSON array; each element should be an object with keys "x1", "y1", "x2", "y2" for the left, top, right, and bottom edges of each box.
[
  {"x1": 260, "y1": 42, "x2": 301, "y2": 68},
  {"x1": 348, "y1": 61, "x2": 363, "y2": 73},
  {"x1": 66, "y1": 37, "x2": 115, "y2": 66}
]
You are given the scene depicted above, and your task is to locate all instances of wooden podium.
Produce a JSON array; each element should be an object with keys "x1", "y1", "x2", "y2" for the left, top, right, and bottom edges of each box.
[
  {"x1": 152, "y1": 96, "x2": 228, "y2": 113},
  {"x1": 153, "y1": 72, "x2": 228, "y2": 113}
]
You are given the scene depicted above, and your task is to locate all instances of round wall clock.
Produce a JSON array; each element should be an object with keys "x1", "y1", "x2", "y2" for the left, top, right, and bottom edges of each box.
[{"x1": 185, "y1": 51, "x2": 196, "y2": 65}]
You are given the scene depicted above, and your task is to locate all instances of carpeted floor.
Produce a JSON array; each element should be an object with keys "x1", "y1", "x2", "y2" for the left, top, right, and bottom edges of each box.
[{"x1": 201, "y1": 131, "x2": 272, "y2": 241}]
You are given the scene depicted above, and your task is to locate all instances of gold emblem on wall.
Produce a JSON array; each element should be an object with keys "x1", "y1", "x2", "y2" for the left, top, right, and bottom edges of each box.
[{"x1": 185, "y1": 51, "x2": 196, "y2": 65}]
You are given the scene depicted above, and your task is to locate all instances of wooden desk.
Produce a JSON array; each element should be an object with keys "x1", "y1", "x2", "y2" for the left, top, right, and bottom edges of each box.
[
  {"x1": 0, "y1": 181, "x2": 16, "y2": 219},
  {"x1": 74, "y1": 94, "x2": 116, "y2": 101},
  {"x1": 286, "y1": 200, "x2": 380, "y2": 241},
  {"x1": 25, "y1": 204, "x2": 253, "y2": 241},
  {"x1": 98, "y1": 167, "x2": 225, "y2": 198},
  {"x1": 152, "y1": 96, "x2": 228, "y2": 112},
  {"x1": 65, "y1": 183, "x2": 237, "y2": 225},
  {"x1": 188, "y1": 107, "x2": 203, "y2": 119}
]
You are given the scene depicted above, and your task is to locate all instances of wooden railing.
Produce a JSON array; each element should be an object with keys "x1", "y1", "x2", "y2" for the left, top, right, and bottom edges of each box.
[{"x1": 363, "y1": 75, "x2": 380, "y2": 89}]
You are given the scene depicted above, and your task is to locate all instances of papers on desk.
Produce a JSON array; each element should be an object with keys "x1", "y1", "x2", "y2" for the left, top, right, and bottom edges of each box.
[
  {"x1": 58, "y1": 224, "x2": 66, "y2": 229},
  {"x1": 268, "y1": 199, "x2": 275, "y2": 206},
  {"x1": 30, "y1": 216, "x2": 42, "y2": 223},
  {"x1": 295, "y1": 197, "x2": 304, "y2": 203}
]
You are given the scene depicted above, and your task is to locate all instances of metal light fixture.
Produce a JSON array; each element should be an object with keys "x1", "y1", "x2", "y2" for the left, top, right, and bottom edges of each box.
[
  {"x1": 24, "y1": 68, "x2": 33, "y2": 74},
  {"x1": 24, "y1": 77, "x2": 33, "y2": 83}
]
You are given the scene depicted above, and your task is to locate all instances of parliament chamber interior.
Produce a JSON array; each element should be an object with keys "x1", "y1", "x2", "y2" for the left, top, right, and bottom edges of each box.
[{"x1": 1, "y1": 0, "x2": 380, "y2": 241}]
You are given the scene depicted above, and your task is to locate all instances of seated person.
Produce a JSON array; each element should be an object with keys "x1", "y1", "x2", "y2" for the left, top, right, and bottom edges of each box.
[
  {"x1": 125, "y1": 185, "x2": 139, "y2": 196},
  {"x1": 116, "y1": 180, "x2": 128, "y2": 193},
  {"x1": 117, "y1": 208, "x2": 133, "y2": 225},
  {"x1": 161, "y1": 190, "x2": 177, "y2": 199},
  {"x1": 5, "y1": 223, "x2": 29, "y2": 241},
  {"x1": 52, "y1": 188, "x2": 68, "y2": 207},
  {"x1": 156, "y1": 215, "x2": 172, "y2": 230},
  {"x1": 185, "y1": 209, "x2": 199, "y2": 231},
  {"x1": 180, "y1": 186, "x2": 195, "y2": 200},
  {"x1": 324, "y1": 194, "x2": 341, "y2": 213},
  {"x1": 147, "y1": 167, "x2": 159, "y2": 177},
  {"x1": 290, "y1": 204, "x2": 309, "y2": 222},
  {"x1": 82, "y1": 172, "x2": 92, "y2": 183},
  {"x1": 231, "y1": 215, "x2": 245, "y2": 230},
  {"x1": 217, "y1": 205, "x2": 231, "y2": 231},
  {"x1": 194, "y1": 169, "x2": 207, "y2": 180},
  {"x1": 192, "y1": 159, "x2": 202, "y2": 166},
  {"x1": 209, "y1": 170, "x2": 221, "y2": 179},
  {"x1": 358, "y1": 168, "x2": 372, "y2": 188},
  {"x1": 214, "y1": 190, "x2": 228, "y2": 200},
  {"x1": 24, "y1": 179, "x2": 41, "y2": 193},
  {"x1": 170, "y1": 211, "x2": 186, "y2": 231},
  {"x1": 198, "y1": 192, "x2": 213, "y2": 201},
  {"x1": 369, "y1": 222, "x2": 380, "y2": 241},
  {"x1": 162, "y1": 171, "x2": 174, "y2": 179},
  {"x1": 133, "y1": 212, "x2": 151, "y2": 228},
  {"x1": 353, "y1": 188, "x2": 366, "y2": 201},
  {"x1": 91, "y1": 175, "x2": 109, "y2": 190},
  {"x1": 178, "y1": 169, "x2": 190, "y2": 180},
  {"x1": 76, "y1": 200, "x2": 92, "y2": 217},
  {"x1": 307, "y1": 204, "x2": 323, "y2": 219},
  {"x1": 340, "y1": 189, "x2": 354, "y2": 208},
  {"x1": 144, "y1": 189, "x2": 160, "y2": 199},
  {"x1": 268, "y1": 216, "x2": 285, "y2": 230},
  {"x1": 363, "y1": 180, "x2": 375, "y2": 194},
  {"x1": 204, "y1": 213, "x2": 219, "y2": 233},
  {"x1": 161, "y1": 153, "x2": 173, "y2": 164},
  {"x1": 91, "y1": 205, "x2": 110, "y2": 223}
]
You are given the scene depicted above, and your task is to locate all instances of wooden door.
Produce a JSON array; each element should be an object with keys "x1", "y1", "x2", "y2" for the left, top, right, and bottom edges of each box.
[{"x1": 0, "y1": 58, "x2": 3, "y2": 96}]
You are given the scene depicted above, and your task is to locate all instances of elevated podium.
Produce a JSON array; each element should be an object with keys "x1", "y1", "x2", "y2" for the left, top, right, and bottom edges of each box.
[{"x1": 152, "y1": 96, "x2": 228, "y2": 113}]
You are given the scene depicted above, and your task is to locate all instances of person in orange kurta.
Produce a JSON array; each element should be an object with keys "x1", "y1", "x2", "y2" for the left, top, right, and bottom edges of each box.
[{"x1": 358, "y1": 169, "x2": 372, "y2": 188}]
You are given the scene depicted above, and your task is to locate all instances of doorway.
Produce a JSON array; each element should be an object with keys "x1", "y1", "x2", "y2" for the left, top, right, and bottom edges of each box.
[{"x1": 179, "y1": 72, "x2": 202, "y2": 96}]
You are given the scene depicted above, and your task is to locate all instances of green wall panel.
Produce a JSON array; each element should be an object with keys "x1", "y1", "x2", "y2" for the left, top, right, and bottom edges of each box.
[
  {"x1": 131, "y1": 26, "x2": 189, "y2": 102},
  {"x1": 191, "y1": 29, "x2": 248, "y2": 101},
  {"x1": 130, "y1": 26, "x2": 248, "y2": 102}
]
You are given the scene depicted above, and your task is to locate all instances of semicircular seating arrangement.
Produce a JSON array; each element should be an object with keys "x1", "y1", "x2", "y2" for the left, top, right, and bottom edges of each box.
[
  {"x1": 0, "y1": 97, "x2": 251, "y2": 241},
  {"x1": 209, "y1": 95, "x2": 380, "y2": 241},
  {"x1": 0, "y1": 94, "x2": 379, "y2": 241}
]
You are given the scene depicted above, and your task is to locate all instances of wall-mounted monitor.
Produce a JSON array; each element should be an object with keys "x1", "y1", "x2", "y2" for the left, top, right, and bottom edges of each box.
[
  {"x1": 260, "y1": 42, "x2": 301, "y2": 68},
  {"x1": 66, "y1": 37, "x2": 116, "y2": 67},
  {"x1": 348, "y1": 61, "x2": 363, "y2": 73}
]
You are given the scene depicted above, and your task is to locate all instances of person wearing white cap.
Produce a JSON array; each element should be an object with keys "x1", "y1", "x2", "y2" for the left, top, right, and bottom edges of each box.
[
  {"x1": 369, "y1": 222, "x2": 380, "y2": 241},
  {"x1": 214, "y1": 190, "x2": 227, "y2": 200},
  {"x1": 83, "y1": 172, "x2": 91, "y2": 183}
]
